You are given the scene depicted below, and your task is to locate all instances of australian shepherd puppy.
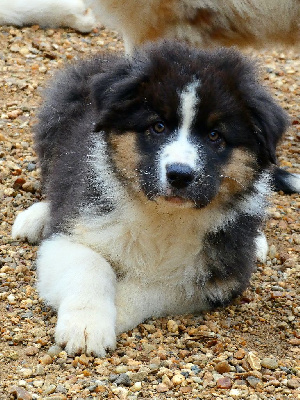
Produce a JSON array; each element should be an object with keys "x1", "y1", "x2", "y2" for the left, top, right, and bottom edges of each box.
[
  {"x1": 12, "y1": 41, "x2": 293, "y2": 356},
  {"x1": 90, "y1": 0, "x2": 300, "y2": 52},
  {"x1": 0, "y1": 0, "x2": 96, "y2": 32}
]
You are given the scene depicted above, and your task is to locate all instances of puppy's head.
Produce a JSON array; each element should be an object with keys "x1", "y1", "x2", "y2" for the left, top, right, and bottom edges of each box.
[{"x1": 91, "y1": 41, "x2": 288, "y2": 208}]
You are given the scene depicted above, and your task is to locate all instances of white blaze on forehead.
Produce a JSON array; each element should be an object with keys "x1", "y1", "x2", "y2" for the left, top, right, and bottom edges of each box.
[
  {"x1": 179, "y1": 79, "x2": 201, "y2": 138},
  {"x1": 159, "y1": 80, "x2": 203, "y2": 186}
]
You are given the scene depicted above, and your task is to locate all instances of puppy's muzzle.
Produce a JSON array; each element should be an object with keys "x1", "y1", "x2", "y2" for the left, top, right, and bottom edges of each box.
[{"x1": 166, "y1": 163, "x2": 195, "y2": 189}]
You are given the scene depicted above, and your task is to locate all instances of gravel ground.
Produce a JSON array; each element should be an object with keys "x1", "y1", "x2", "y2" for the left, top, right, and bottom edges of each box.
[{"x1": 0, "y1": 25, "x2": 299, "y2": 400}]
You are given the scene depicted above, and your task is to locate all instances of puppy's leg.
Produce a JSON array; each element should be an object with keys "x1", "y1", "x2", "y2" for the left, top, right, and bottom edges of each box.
[
  {"x1": 12, "y1": 201, "x2": 50, "y2": 244},
  {"x1": 115, "y1": 280, "x2": 197, "y2": 334},
  {"x1": 37, "y1": 235, "x2": 116, "y2": 357},
  {"x1": 116, "y1": 282, "x2": 161, "y2": 334},
  {"x1": 201, "y1": 215, "x2": 261, "y2": 309}
]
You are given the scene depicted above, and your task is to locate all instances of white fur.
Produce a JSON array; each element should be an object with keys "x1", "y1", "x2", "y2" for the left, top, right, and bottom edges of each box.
[
  {"x1": 286, "y1": 173, "x2": 300, "y2": 193},
  {"x1": 37, "y1": 235, "x2": 117, "y2": 356},
  {"x1": 89, "y1": 0, "x2": 300, "y2": 52},
  {"x1": 179, "y1": 80, "x2": 200, "y2": 139},
  {"x1": 0, "y1": 0, "x2": 97, "y2": 32},
  {"x1": 238, "y1": 172, "x2": 270, "y2": 218},
  {"x1": 159, "y1": 81, "x2": 201, "y2": 186},
  {"x1": 255, "y1": 231, "x2": 269, "y2": 263},
  {"x1": 12, "y1": 201, "x2": 50, "y2": 244}
]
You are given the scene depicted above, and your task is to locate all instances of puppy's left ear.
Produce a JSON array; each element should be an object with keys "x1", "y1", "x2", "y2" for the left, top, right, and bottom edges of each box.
[{"x1": 248, "y1": 85, "x2": 289, "y2": 165}]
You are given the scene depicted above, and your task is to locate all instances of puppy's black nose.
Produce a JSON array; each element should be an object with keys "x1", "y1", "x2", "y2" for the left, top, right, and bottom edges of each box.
[{"x1": 166, "y1": 163, "x2": 195, "y2": 189}]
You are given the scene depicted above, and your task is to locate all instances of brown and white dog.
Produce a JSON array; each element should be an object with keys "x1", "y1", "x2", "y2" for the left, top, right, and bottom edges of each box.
[{"x1": 90, "y1": 0, "x2": 300, "y2": 52}]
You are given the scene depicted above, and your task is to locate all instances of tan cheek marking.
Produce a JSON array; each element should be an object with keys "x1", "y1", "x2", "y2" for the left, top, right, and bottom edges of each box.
[
  {"x1": 109, "y1": 132, "x2": 141, "y2": 186},
  {"x1": 210, "y1": 148, "x2": 257, "y2": 207}
]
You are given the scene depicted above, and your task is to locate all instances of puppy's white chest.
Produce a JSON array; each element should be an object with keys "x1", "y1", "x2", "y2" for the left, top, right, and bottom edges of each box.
[{"x1": 74, "y1": 203, "x2": 205, "y2": 283}]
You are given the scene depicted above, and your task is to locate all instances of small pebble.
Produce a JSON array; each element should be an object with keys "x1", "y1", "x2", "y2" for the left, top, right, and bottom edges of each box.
[
  {"x1": 35, "y1": 364, "x2": 45, "y2": 376},
  {"x1": 167, "y1": 319, "x2": 179, "y2": 333},
  {"x1": 246, "y1": 376, "x2": 262, "y2": 388},
  {"x1": 172, "y1": 374, "x2": 185, "y2": 386},
  {"x1": 261, "y1": 357, "x2": 278, "y2": 370},
  {"x1": 156, "y1": 383, "x2": 169, "y2": 393},
  {"x1": 268, "y1": 244, "x2": 277, "y2": 259},
  {"x1": 247, "y1": 351, "x2": 261, "y2": 371},
  {"x1": 215, "y1": 360, "x2": 231, "y2": 373},
  {"x1": 39, "y1": 354, "x2": 53, "y2": 365},
  {"x1": 216, "y1": 376, "x2": 232, "y2": 389},
  {"x1": 21, "y1": 368, "x2": 33, "y2": 378},
  {"x1": 47, "y1": 345, "x2": 62, "y2": 357},
  {"x1": 25, "y1": 346, "x2": 39, "y2": 356},
  {"x1": 43, "y1": 384, "x2": 56, "y2": 395},
  {"x1": 131, "y1": 382, "x2": 142, "y2": 392},
  {"x1": 287, "y1": 378, "x2": 300, "y2": 389},
  {"x1": 114, "y1": 373, "x2": 131, "y2": 386},
  {"x1": 9, "y1": 386, "x2": 32, "y2": 400}
]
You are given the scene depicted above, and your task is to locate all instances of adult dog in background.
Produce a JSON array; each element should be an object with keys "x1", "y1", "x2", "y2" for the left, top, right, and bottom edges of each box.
[
  {"x1": 90, "y1": 0, "x2": 300, "y2": 52},
  {"x1": 0, "y1": 0, "x2": 97, "y2": 32},
  {"x1": 13, "y1": 41, "x2": 290, "y2": 356}
]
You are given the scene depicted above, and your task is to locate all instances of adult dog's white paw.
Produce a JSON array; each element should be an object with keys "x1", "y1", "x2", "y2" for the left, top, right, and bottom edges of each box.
[
  {"x1": 55, "y1": 307, "x2": 116, "y2": 357},
  {"x1": 12, "y1": 202, "x2": 50, "y2": 244}
]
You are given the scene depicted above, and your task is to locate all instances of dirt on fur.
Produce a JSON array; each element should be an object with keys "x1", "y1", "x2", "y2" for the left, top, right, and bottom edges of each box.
[{"x1": 0, "y1": 25, "x2": 299, "y2": 400}]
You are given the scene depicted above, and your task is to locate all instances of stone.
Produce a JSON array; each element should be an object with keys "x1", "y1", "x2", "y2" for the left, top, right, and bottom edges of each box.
[
  {"x1": 229, "y1": 389, "x2": 242, "y2": 398},
  {"x1": 21, "y1": 368, "x2": 33, "y2": 378},
  {"x1": 47, "y1": 345, "x2": 62, "y2": 357},
  {"x1": 156, "y1": 383, "x2": 169, "y2": 393},
  {"x1": 131, "y1": 382, "x2": 142, "y2": 392},
  {"x1": 35, "y1": 364, "x2": 46, "y2": 376},
  {"x1": 216, "y1": 376, "x2": 232, "y2": 389},
  {"x1": 261, "y1": 357, "x2": 278, "y2": 370},
  {"x1": 246, "y1": 376, "x2": 262, "y2": 388},
  {"x1": 167, "y1": 319, "x2": 179, "y2": 333},
  {"x1": 287, "y1": 378, "x2": 300, "y2": 389},
  {"x1": 215, "y1": 361, "x2": 231, "y2": 373},
  {"x1": 114, "y1": 373, "x2": 131, "y2": 386},
  {"x1": 9, "y1": 386, "x2": 32, "y2": 400},
  {"x1": 247, "y1": 351, "x2": 261, "y2": 371},
  {"x1": 172, "y1": 374, "x2": 185, "y2": 386},
  {"x1": 113, "y1": 364, "x2": 127, "y2": 374},
  {"x1": 43, "y1": 385, "x2": 56, "y2": 395},
  {"x1": 40, "y1": 354, "x2": 53, "y2": 365},
  {"x1": 235, "y1": 348, "x2": 246, "y2": 359}
]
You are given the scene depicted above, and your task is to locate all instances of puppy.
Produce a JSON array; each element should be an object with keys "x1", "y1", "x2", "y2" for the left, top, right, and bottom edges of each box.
[
  {"x1": 90, "y1": 0, "x2": 300, "y2": 52},
  {"x1": 13, "y1": 41, "x2": 291, "y2": 356},
  {"x1": 0, "y1": 0, "x2": 97, "y2": 32}
]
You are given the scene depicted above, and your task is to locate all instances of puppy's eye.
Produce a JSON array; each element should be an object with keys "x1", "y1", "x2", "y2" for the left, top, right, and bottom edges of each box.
[
  {"x1": 208, "y1": 130, "x2": 221, "y2": 142},
  {"x1": 151, "y1": 122, "x2": 165, "y2": 134}
]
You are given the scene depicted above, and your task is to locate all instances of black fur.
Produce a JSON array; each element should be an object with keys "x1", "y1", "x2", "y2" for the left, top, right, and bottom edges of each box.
[{"x1": 202, "y1": 214, "x2": 261, "y2": 308}]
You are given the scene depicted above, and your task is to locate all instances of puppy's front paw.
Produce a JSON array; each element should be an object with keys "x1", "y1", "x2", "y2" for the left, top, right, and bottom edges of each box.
[
  {"x1": 55, "y1": 308, "x2": 116, "y2": 357},
  {"x1": 12, "y1": 202, "x2": 50, "y2": 244}
]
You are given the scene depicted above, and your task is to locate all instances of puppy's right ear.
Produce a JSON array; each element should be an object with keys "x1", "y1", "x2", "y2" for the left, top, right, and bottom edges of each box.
[{"x1": 90, "y1": 58, "x2": 147, "y2": 131}]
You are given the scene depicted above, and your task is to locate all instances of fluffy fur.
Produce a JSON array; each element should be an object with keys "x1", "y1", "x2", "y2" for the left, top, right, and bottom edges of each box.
[
  {"x1": 90, "y1": 0, "x2": 300, "y2": 52},
  {"x1": 13, "y1": 42, "x2": 289, "y2": 356},
  {"x1": 0, "y1": 0, "x2": 97, "y2": 32}
]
